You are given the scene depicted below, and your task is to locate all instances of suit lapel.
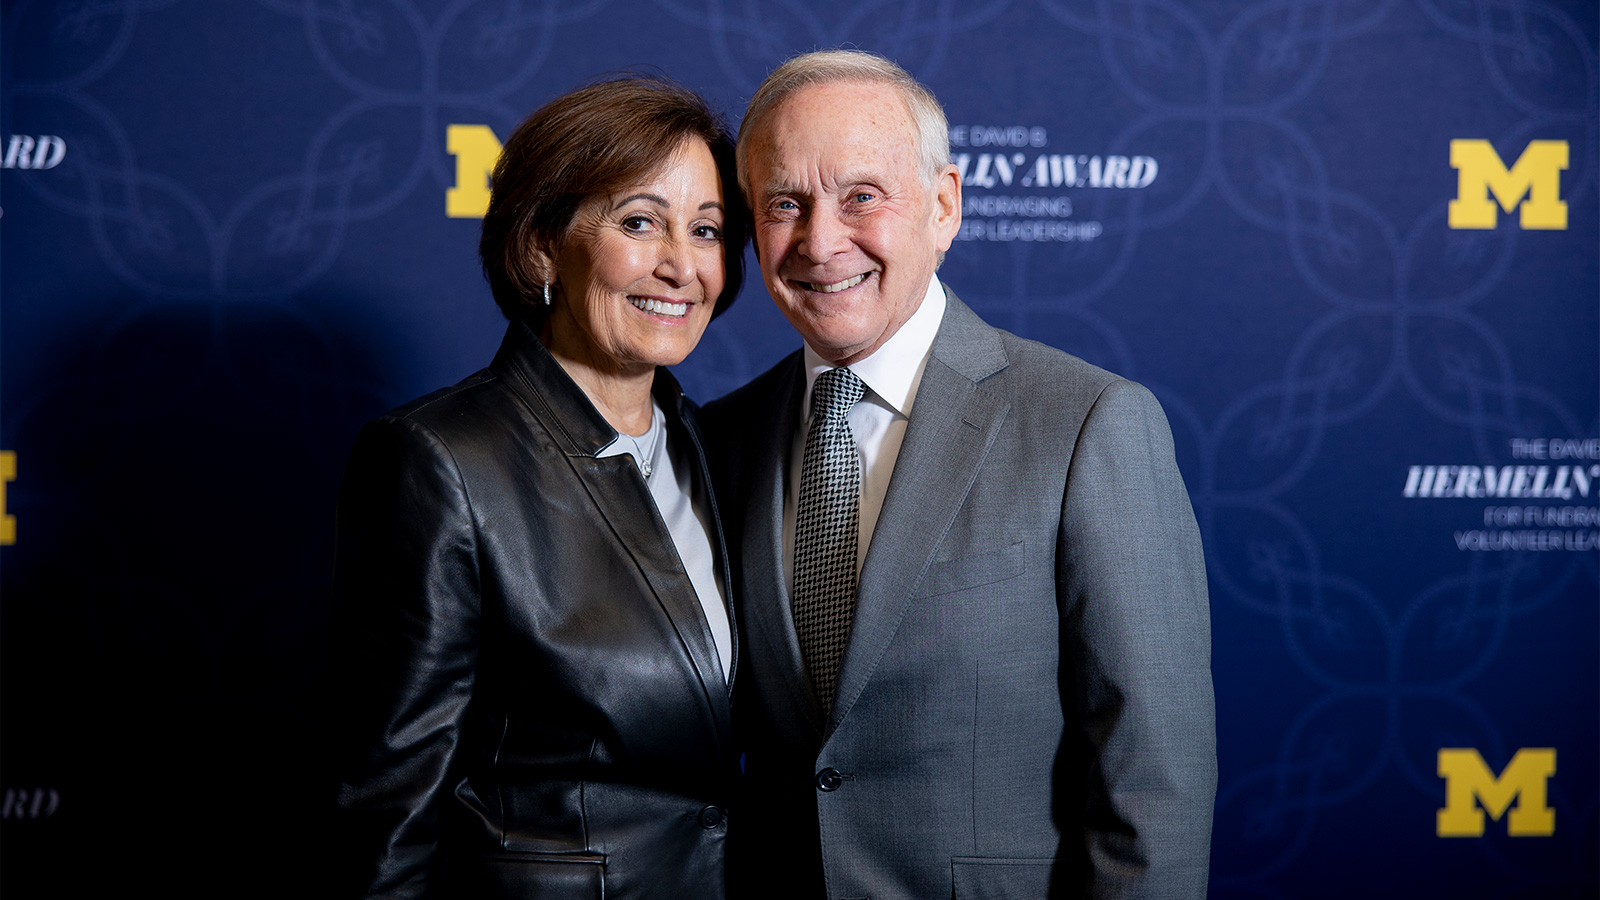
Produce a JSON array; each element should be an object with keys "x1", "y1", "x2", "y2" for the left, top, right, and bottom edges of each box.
[
  {"x1": 738, "y1": 353, "x2": 828, "y2": 738},
  {"x1": 828, "y1": 290, "x2": 1012, "y2": 735}
]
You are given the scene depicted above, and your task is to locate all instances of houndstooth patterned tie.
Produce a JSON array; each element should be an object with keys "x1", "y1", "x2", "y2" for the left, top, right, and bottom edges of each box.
[{"x1": 793, "y1": 366, "x2": 866, "y2": 716}]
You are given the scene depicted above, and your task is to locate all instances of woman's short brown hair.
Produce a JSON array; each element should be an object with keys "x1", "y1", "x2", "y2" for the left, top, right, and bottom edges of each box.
[{"x1": 480, "y1": 76, "x2": 745, "y2": 326}]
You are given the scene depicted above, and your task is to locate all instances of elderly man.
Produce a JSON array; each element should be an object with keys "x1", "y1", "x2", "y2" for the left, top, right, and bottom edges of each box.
[{"x1": 704, "y1": 50, "x2": 1215, "y2": 899}]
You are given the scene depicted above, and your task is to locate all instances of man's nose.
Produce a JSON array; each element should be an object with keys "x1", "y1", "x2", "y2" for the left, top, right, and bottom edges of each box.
[{"x1": 797, "y1": 208, "x2": 849, "y2": 262}]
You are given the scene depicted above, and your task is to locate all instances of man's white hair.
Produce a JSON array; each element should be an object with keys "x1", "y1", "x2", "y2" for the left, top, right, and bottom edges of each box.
[{"x1": 737, "y1": 49, "x2": 951, "y2": 199}]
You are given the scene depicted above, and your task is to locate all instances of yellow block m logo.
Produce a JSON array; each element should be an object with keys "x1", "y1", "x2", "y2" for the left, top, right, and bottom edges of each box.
[
  {"x1": 0, "y1": 451, "x2": 13, "y2": 546},
  {"x1": 1449, "y1": 140, "x2": 1568, "y2": 229},
  {"x1": 446, "y1": 124, "x2": 502, "y2": 218},
  {"x1": 1437, "y1": 748, "x2": 1555, "y2": 837}
]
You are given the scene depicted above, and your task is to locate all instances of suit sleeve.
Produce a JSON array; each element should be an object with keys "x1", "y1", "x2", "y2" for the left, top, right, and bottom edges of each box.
[
  {"x1": 328, "y1": 416, "x2": 482, "y2": 899},
  {"x1": 1057, "y1": 379, "x2": 1216, "y2": 900}
]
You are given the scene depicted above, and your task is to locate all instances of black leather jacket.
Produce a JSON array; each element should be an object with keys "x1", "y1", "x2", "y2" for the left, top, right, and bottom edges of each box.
[{"x1": 329, "y1": 321, "x2": 737, "y2": 898}]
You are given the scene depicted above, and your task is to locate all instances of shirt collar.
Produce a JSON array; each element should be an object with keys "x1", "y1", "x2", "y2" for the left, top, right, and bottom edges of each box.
[
  {"x1": 802, "y1": 274, "x2": 946, "y2": 419},
  {"x1": 595, "y1": 398, "x2": 665, "y2": 464}
]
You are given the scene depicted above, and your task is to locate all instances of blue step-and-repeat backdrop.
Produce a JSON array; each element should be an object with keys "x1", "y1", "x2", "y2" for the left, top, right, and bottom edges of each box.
[{"x1": 2, "y1": 1, "x2": 1595, "y2": 897}]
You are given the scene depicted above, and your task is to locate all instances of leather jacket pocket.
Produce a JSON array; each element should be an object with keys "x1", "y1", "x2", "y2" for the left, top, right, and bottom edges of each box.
[{"x1": 448, "y1": 851, "x2": 605, "y2": 899}]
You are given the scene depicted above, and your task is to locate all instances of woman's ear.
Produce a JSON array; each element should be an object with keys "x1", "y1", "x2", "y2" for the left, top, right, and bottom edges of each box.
[{"x1": 528, "y1": 237, "x2": 560, "y2": 287}]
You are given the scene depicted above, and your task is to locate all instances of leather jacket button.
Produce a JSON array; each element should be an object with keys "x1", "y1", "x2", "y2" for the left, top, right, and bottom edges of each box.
[
  {"x1": 816, "y1": 767, "x2": 844, "y2": 792},
  {"x1": 698, "y1": 805, "x2": 724, "y2": 828}
]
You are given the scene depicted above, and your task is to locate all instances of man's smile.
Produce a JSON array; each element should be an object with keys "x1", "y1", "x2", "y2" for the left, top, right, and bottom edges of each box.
[{"x1": 794, "y1": 272, "x2": 872, "y2": 293}]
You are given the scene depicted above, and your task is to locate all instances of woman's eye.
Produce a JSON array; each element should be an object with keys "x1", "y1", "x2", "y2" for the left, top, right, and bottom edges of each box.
[
  {"x1": 693, "y1": 224, "x2": 723, "y2": 241},
  {"x1": 853, "y1": 192, "x2": 875, "y2": 203},
  {"x1": 622, "y1": 215, "x2": 653, "y2": 233}
]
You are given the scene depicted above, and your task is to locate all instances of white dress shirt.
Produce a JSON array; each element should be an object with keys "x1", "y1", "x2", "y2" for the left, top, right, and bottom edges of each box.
[{"x1": 782, "y1": 275, "x2": 947, "y2": 591}]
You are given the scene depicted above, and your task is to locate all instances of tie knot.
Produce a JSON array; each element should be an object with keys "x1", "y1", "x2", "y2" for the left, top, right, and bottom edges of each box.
[{"x1": 812, "y1": 367, "x2": 865, "y2": 420}]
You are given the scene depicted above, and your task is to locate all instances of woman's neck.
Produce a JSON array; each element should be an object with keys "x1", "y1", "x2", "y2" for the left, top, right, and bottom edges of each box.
[{"x1": 541, "y1": 322, "x2": 657, "y2": 437}]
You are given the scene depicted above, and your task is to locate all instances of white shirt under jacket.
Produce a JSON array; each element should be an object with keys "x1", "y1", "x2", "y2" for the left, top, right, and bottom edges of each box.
[{"x1": 782, "y1": 274, "x2": 948, "y2": 589}]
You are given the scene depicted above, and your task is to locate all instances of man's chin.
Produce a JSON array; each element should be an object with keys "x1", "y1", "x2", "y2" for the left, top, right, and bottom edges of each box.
[
  {"x1": 801, "y1": 326, "x2": 884, "y2": 365},
  {"x1": 772, "y1": 306, "x2": 885, "y2": 360}
]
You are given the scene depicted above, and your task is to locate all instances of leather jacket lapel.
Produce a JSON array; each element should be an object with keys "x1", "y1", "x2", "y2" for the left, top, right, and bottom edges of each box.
[
  {"x1": 672, "y1": 392, "x2": 738, "y2": 693},
  {"x1": 570, "y1": 451, "x2": 734, "y2": 749},
  {"x1": 491, "y1": 321, "x2": 734, "y2": 750}
]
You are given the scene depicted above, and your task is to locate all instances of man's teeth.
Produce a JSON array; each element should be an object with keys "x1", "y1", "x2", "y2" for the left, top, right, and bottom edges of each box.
[
  {"x1": 806, "y1": 273, "x2": 868, "y2": 293},
  {"x1": 629, "y1": 297, "x2": 688, "y2": 318}
]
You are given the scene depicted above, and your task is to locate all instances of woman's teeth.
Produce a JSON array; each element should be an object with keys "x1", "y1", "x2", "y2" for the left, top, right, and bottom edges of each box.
[
  {"x1": 807, "y1": 273, "x2": 868, "y2": 293},
  {"x1": 629, "y1": 297, "x2": 688, "y2": 318}
]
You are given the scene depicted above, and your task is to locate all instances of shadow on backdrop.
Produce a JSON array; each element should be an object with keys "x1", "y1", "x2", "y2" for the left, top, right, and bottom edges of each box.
[{"x1": 1, "y1": 293, "x2": 407, "y2": 897}]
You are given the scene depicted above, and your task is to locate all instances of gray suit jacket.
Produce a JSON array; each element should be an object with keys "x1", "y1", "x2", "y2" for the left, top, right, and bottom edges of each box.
[{"x1": 702, "y1": 288, "x2": 1215, "y2": 900}]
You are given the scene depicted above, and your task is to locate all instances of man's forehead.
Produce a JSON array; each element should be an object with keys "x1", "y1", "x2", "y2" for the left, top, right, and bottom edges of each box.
[
  {"x1": 763, "y1": 79, "x2": 912, "y2": 130},
  {"x1": 747, "y1": 82, "x2": 919, "y2": 191}
]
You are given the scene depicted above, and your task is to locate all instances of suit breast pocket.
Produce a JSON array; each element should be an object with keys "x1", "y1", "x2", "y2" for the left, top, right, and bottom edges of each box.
[
  {"x1": 912, "y1": 541, "x2": 1026, "y2": 599},
  {"x1": 952, "y1": 856, "x2": 1054, "y2": 898}
]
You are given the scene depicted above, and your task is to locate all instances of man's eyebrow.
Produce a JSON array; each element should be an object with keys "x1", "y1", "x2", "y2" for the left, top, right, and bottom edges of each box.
[
  {"x1": 760, "y1": 173, "x2": 879, "y2": 197},
  {"x1": 758, "y1": 179, "x2": 797, "y2": 198}
]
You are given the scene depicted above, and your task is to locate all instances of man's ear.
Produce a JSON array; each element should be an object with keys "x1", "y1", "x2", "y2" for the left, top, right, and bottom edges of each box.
[{"x1": 931, "y1": 163, "x2": 962, "y2": 252}]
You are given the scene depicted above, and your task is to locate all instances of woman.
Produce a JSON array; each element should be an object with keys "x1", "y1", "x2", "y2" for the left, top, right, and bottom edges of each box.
[{"x1": 329, "y1": 76, "x2": 745, "y2": 898}]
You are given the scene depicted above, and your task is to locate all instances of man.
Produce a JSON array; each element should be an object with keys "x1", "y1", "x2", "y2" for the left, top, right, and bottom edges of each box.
[{"x1": 704, "y1": 50, "x2": 1215, "y2": 899}]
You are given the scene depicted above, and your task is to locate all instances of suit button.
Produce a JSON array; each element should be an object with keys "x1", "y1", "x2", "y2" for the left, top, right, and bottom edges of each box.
[
  {"x1": 816, "y1": 767, "x2": 843, "y2": 792},
  {"x1": 698, "y1": 805, "x2": 724, "y2": 828}
]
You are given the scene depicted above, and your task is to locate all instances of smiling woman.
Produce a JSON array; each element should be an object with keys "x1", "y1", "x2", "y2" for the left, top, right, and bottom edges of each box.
[
  {"x1": 541, "y1": 139, "x2": 728, "y2": 432},
  {"x1": 328, "y1": 76, "x2": 747, "y2": 899}
]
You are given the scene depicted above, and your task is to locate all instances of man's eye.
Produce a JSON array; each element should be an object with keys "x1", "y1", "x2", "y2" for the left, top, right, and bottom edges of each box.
[{"x1": 853, "y1": 192, "x2": 875, "y2": 203}]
